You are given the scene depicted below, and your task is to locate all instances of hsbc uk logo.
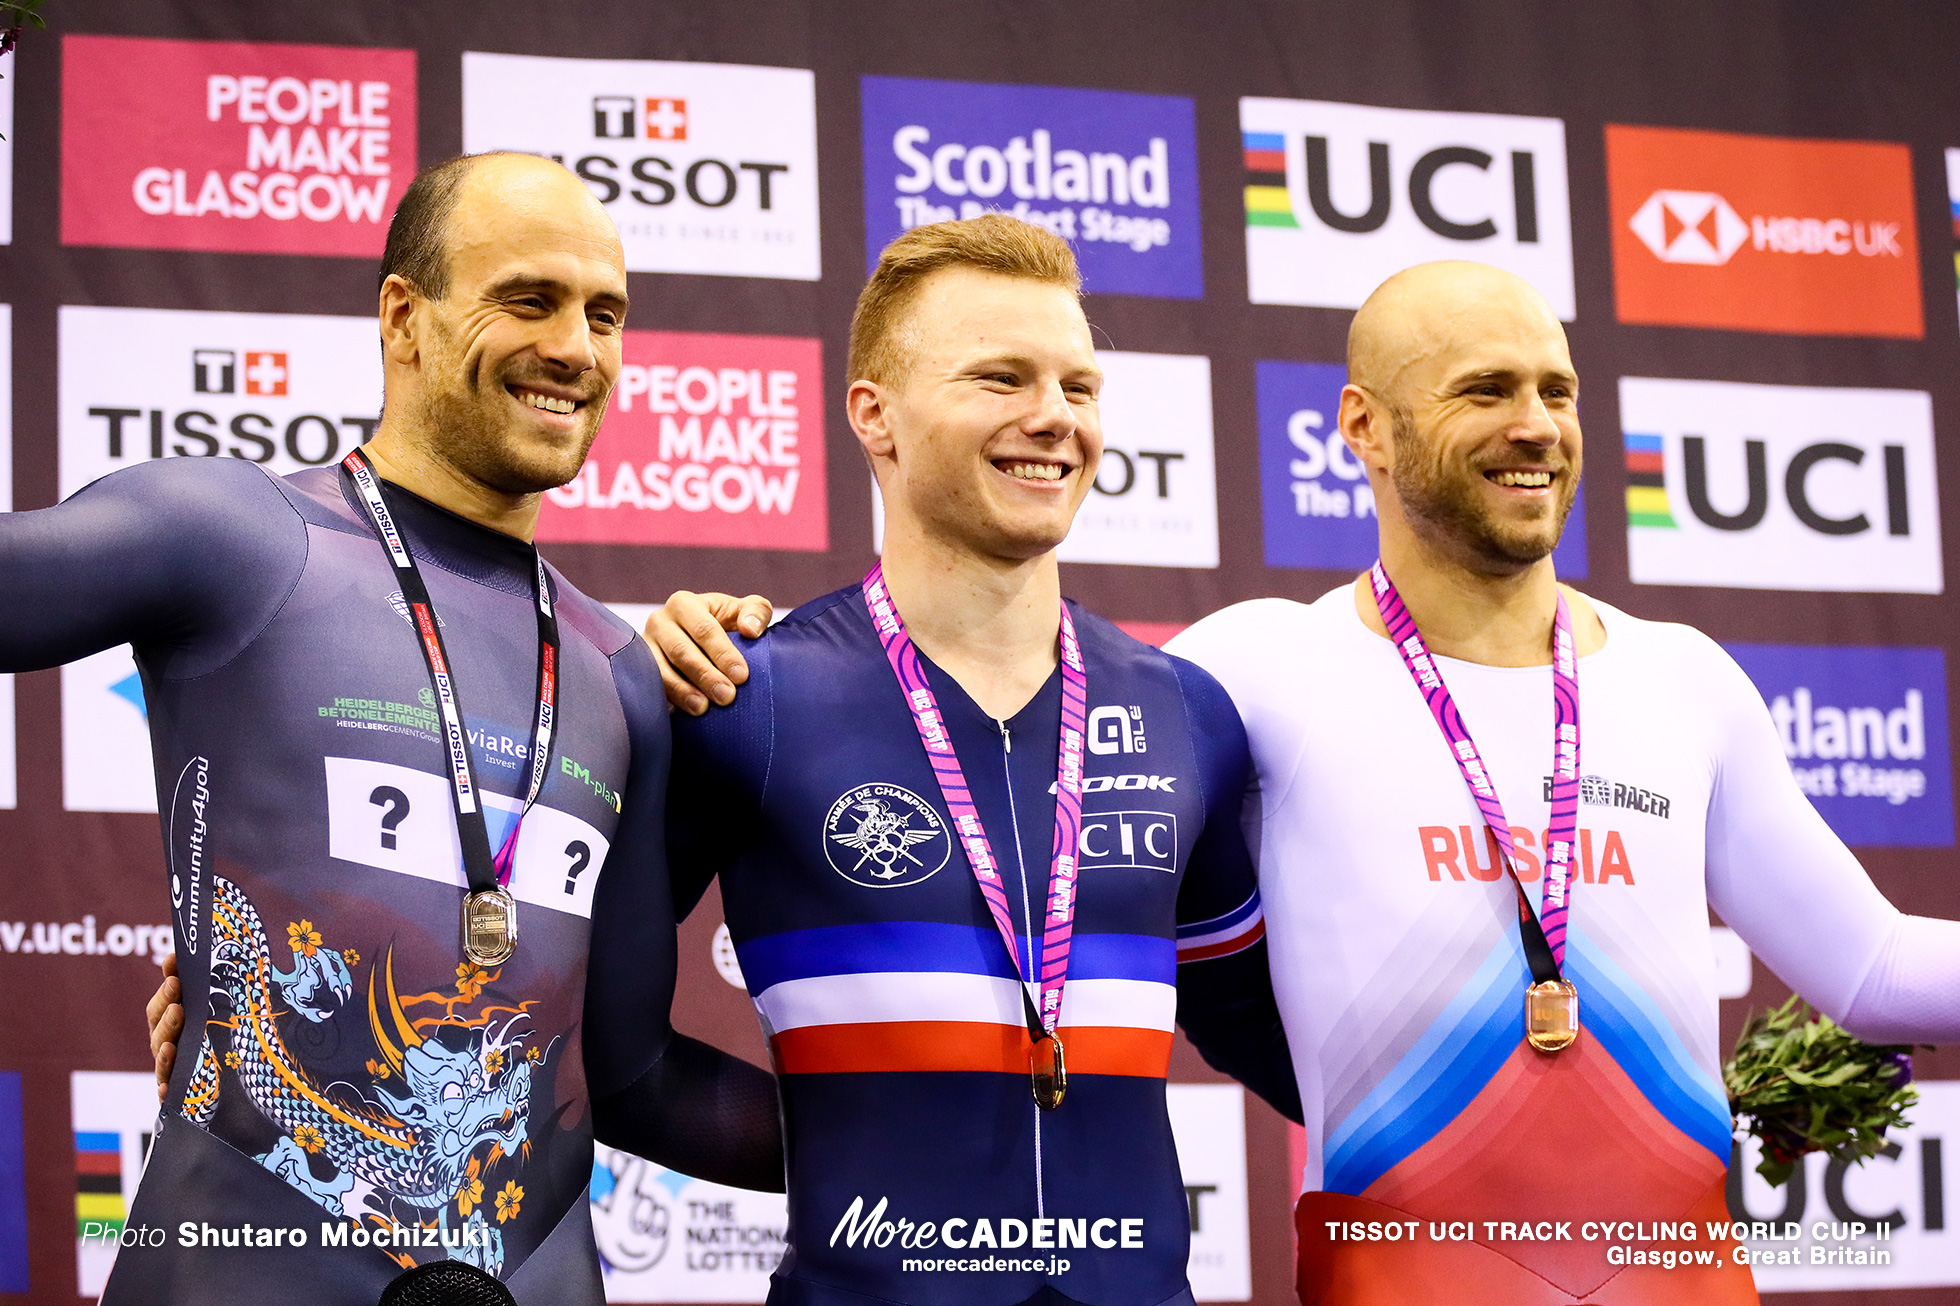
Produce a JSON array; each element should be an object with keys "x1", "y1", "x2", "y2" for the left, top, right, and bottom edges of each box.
[
  {"x1": 591, "y1": 95, "x2": 687, "y2": 141},
  {"x1": 191, "y1": 349, "x2": 288, "y2": 397},
  {"x1": 1629, "y1": 189, "x2": 1904, "y2": 266}
]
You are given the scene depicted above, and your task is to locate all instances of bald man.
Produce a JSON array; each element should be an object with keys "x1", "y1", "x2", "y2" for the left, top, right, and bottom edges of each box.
[
  {"x1": 1165, "y1": 261, "x2": 1960, "y2": 1304},
  {"x1": 2, "y1": 153, "x2": 777, "y2": 1303}
]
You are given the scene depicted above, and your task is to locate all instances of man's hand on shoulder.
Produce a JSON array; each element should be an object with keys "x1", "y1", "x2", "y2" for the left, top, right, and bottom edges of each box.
[
  {"x1": 147, "y1": 953, "x2": 183, "y2": 1102},
  {"x1": 646, "y1": 591, "x2": 772, "y2": 715}
]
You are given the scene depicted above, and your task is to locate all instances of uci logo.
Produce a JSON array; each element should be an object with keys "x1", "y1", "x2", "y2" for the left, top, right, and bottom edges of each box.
[{"x1": 823, "y1": 783, "x2": 952, "y2": 888}]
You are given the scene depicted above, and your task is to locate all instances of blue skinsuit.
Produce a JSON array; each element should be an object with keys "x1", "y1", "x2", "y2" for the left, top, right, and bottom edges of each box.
[
  {"x1": 669, "y1": 585, "x2": 1300, "y2": 1306},
  {"x1": 0, "y1": 457, "x2": 775, "y2": 1303}
]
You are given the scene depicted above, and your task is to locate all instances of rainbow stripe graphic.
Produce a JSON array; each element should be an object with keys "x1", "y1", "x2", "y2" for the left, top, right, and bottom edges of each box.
[
  {"x1": 1624, "y1": 433, "x2": 1677, "y2": 529},
  {"x1": 1243, "y1": 132, "x2": 1299, "y2": 228},
  {"x1": 74, "y1": 1132, "x2": 124, "y2": 1238}
]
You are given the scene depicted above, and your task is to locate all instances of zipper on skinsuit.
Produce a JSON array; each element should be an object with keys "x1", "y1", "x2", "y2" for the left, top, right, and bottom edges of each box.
[{"x1": 997, "y1": 716, "x2": 1046, "y2": 1218}]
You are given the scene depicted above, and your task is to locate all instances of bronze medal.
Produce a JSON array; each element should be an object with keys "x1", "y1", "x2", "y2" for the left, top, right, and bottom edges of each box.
[
  {"x1": 1525, "y1": 978, "x2": 1580, "y2": 1052},
  {"x1": 462, "y1": 888, "x2": 518, "y2": 966},
  {"x1": 1031, "y1": 1032, "x2": 1067, "y2": 1110}
]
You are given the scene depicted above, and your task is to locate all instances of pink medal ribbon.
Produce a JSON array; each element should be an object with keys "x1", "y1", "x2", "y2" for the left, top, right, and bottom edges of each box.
[
  {"x1": 1370, "y1": 560, "x2": 1584, "y2": 1050},
  {"x1": 861, "y1": 564, "x2": 1087, "y2": 1104}
]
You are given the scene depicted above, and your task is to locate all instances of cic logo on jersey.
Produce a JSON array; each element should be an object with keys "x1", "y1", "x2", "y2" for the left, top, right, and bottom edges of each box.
[{"x1": 462, "y1": 52, "x2": 820, "y2": 280}]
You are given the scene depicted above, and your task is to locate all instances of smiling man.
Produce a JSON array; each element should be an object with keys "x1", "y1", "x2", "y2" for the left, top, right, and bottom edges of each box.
[
  {"x1": 661, "y1": 216, "x2": 1295, "y2": 1306},
  {"x1": 1166, "y1": 261, "x2": 1960, "y2": 1305},
  {"x1": 0, "y1": 153, "x2": 777, "y2": 1303}
]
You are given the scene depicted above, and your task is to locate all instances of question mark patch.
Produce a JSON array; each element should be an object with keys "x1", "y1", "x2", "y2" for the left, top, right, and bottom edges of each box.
[
  {"x1": 564, "y1": 840, "x2": 592, "y2": 894},
  {"x1": 369, "y1": 786, "x2": 410, "y2": 850}
]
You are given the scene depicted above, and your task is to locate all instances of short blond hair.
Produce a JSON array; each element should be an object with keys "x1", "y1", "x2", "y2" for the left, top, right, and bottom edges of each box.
[{"x1": 848, "y1": 215, "x2": 1082, "y2": 388}]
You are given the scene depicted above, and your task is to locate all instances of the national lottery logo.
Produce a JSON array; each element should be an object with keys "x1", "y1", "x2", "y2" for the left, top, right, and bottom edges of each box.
[
  {"x1": 1239, "y1": 98, "x2": 1574, "y2": 316},
  {"x1": 1619, "y1": 377, "x2": 1940, "y2": 594},
  {"x1": 60, "y1": 35, "x2": 414, "y2": 256},
  {"x1": 537, "y1": 329, "x2": 827, "y2": 552},
  {"x1": 461, "y1": 53, "x2": 820, "y2": 281},
  {"x1": 1605, "y1": 125, "x2": 1922, "y2": 338},
  {"x1": 57, "y1": 306, "x2": 381, "y2": 500},
  {"x1": 823, "y1": 784, "x2": 951, "y2": 889},
  {"x1": 860, "y1": 76, "x2": 1202, "y2": 299}
]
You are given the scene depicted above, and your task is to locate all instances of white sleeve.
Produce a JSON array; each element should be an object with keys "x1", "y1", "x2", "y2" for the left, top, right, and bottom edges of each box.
[{"x1": 1698, "y1": 632, "x2": 1960, "y2": 1042}]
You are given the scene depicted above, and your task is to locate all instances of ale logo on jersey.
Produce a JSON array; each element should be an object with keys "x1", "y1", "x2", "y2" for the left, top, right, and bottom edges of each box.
[
  {"x1": 538, "y1": 329, "x2": 826, "y2": 552},
  {"x1": 1255, "y1": 359, "x2": 1587, "y2": 575},
  {"x1": 462, "y1": 53, "x2": 819, "y2": 281},
  {"x1": 1725, "y1": 644, "x2": 1952, "y2": 848},
  {"x1": 861, "y1": 76, "x2": 1202, "y2": 299},
  {"x1": 1240, "y1": 98, "x2": 1574, "y2": 316},
  {"x1": 823, "y1": 784, "x2": 951, "y2": 889},
  {"x1": 60, "y1": 36, "x2": 414, "y2": 256},
  {"x1": 58, "y1": 306, "x2": 381, "y2": 500},
  {"x1": 1620, "y1": 377, "x2": 1941, "y2": 594},
  {"x1": 1605, "y1": 125, "x2": 1921, "y2": 337}
]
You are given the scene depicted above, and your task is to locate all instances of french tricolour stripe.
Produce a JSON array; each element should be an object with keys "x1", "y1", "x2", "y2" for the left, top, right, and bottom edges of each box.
[
  {"x1": 746, "y1": 921, "x2": 1176, "y2": 1078},
  {"x1": 1176, "y1": 892, "x2": 1265, "y2": 962}
]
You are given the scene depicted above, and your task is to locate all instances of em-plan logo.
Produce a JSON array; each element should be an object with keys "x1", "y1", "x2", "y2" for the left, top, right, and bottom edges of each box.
[
  {"x1": 1619, "y1": 377, "x2": 1941, "y2": 594},
  {"x1": 1606, "y1": 125, "x2": 1921, "y2": 337},
  {"x1": 861, "y1": 76, "x2": 1202, "y2": 298},
  {"x1": 1239, "y1": 98, "x2": 1574, "y2": 316}
]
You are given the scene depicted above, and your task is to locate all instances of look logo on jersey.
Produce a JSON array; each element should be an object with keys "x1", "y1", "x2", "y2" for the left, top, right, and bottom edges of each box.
[
  {"x1": 1254, "y1": 359, "x2": 1588, "y2": 575},
  {"x1": 1619, "y1": 376, "x2": 1942, "y2": 594},
  {"x1": 861, "y1": 76, "x2": 1202, "y2": 298},
  {"x1": 1606, "y1": 124, "x2": 1922, "y2": 337},
  {"x1": 1726, "y1": 643, "x2": 1954, "y2": 848},
  {"x1": 538, "y1": 329, "x2": 827, "y2": 551},
  {"x1": 61, "y1": 36, "x2": 413, "y2": 256},
  {"x1": 462, "y1": 53, "x2": 820, "y2": 280},
  {"x1": 1240, "y1": 98, "x2": 1575, "y2": 316}
]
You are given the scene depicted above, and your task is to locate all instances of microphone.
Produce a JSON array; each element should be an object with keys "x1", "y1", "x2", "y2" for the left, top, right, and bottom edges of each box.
[{"x1": 378, "y1": 1260, "x2": 519, "y2": 1306}]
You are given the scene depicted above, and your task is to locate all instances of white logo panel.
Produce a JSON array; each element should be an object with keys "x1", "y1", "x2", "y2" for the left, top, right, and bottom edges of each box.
[
  {"x1": 1242, "y1": 97, "x2": 1574, "y2": 318},
  {"x1": 58, "y1": 305, "x2": 379, "y2": 500},
  {"x1": 0, "y1": 304, "x2": 12, "y2": 808},
  {"x1": 1167, "y1": 1083, "x2": 1252, "y2": 1301},
  {"x1": 1621, "y1": 377, "x2": 1941, "y2": 594},
  {"x1": 72, "y1": 1071, "x2": 159, "y2": 1298},
  {"x1": 462, "y1": 53, "x2": 820, "y2": 281},
  {"x1": 592, "y1": 1143, "x2": 787, "y2": 1300},
  {"x1": 0, "y1": 51, "x2": 13, "y2": 246},
  {"x1": 62, "y1": 645, "x2": 156, "y2": 813},
  {"x1": 324, "y1": 756, "x2": 609, "y2": 918},
  {"x1": 874, "y1": 351, "x2": 1219, "y2": 569}
]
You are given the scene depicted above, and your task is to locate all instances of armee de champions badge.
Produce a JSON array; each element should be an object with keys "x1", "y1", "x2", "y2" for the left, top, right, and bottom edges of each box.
[{"x1": 824, "y1": 783, "x2": 952, "y2": 888}]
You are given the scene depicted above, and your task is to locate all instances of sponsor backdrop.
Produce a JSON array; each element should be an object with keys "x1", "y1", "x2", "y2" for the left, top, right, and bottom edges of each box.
[{"x1": 0, "y1": 3, "x2": 1958, "y2": 1304}]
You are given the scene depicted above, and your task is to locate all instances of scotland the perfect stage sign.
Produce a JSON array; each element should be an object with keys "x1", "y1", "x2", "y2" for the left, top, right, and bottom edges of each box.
[
  {"x1": 1255, "y1": 359, "x2": 1589, "y2": 576},
  {"x1": 861, "y1": 76, "x2": 1202, "y2": 299},
  {"x1": 1725, "y1": 644, "x2": 1954, "y2": 848}
]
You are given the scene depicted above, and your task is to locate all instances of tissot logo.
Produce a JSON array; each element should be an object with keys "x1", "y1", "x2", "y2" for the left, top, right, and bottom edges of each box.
[
  {"x1": 463, "y1": 53, "x2": 819, "y2": 280},
  {"x1": 60, "y1": 36, "x2": 414, "y2": 256},
  {"x1": 1605, "y1": 125, "x2": 1921, "y2": 337},
  {"x1": 1240, "y1": 98, "x2": 1574, "y2": 316},
  {"x1": 59, "y1": 307, "x2": 380, "y2": 500},
  {"x1": 1620, "y1": 377, "x2": 1940, "y2": 593},
  {"x1": 871, "y1": 351, "x2": 1218, "y2": 569}
]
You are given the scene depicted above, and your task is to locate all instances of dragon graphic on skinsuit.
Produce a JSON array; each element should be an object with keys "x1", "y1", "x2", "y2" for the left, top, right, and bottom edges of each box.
[{"x1": 180, "y1": 874, "x2": 535, "y2": 1272}]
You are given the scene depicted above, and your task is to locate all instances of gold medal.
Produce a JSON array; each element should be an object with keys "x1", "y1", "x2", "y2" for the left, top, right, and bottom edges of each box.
[
  {"x1": 1525, "y1": 978, "x2": 1579, "y2": 1052},
  {"x1": 1031, "y1": 1032, "x2": 1067, "y2": 1110},
  {"x1": 462, "y1": 888, "x2": 518, "y2": 965}
]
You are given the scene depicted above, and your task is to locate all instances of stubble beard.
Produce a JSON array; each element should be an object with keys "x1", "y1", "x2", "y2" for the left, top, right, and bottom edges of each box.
[
  {"x1": 1388, "y1": 406, "x2": 1576, "y2": 571},
  {"x1": 413, "y1": 329, "x2": 600, "y2": 497}
]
